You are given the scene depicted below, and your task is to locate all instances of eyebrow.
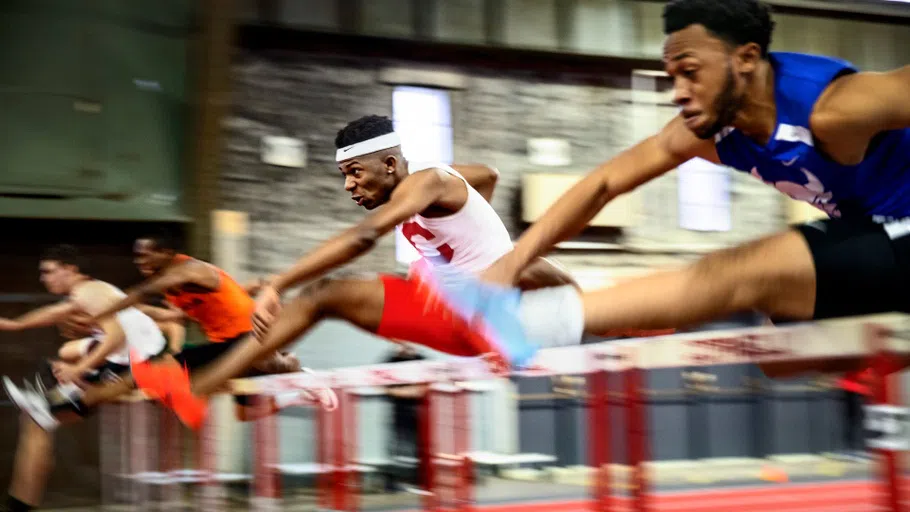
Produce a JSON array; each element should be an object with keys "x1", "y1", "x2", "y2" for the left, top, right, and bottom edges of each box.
[{"x1": 668, "y1": 51, "x2": 695, "y2": 62}]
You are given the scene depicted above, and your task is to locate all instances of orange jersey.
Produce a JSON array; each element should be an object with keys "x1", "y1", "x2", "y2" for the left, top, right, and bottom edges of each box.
[{"x1": 163, "y1": 254, "x2": 254, "y2": 342}]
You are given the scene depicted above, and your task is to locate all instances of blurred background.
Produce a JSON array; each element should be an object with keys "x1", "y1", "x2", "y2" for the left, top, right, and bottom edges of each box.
[{"x1": 0, "y1": 0, "x2": 908, "y2": 508}]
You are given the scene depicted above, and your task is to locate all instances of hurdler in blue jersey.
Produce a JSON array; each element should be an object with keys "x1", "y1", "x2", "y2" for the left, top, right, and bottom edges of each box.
[{"x1": 428, "y1": 0, "x2": 910, "y2": 376}]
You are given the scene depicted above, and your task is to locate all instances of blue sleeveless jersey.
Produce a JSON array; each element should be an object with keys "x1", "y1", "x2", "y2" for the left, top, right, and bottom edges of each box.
[{"x1": 714, "y1": 52, "x2": 910, "y2": 222}]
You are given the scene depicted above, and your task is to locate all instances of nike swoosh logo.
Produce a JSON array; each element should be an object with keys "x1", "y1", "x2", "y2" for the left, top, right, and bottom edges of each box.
[{"x1": 782, "y1": 156, "x2": 798, "y2": 166}]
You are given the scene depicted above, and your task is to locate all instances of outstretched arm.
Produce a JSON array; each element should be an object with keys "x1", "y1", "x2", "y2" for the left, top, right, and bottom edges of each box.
[
  {"x1": 0, "y1": 301, "x2": 76, "y2": 331},
  {"x1": 490, "y1": 117, "x2": 716, "y2": 282},
  {"x1": 268, "y1": 170, "x2": 450, "y2": 294},
  {"x1": 89, "y1": 262, "x2": 211, "y2": 323},
  {"x1": 136, "y1": 303, "x2": 186, "y2": 323}
]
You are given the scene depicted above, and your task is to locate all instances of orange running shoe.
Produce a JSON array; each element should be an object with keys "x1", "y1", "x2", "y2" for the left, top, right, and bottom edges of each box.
[
  {"x1": 130, "y1": 356, "x2": 176, "y2": 400},
  {"x1": 168, "y1": 364, "x2": 208, "y2": 430},
  {"x1": 131, "y1": 356, "x2": 208, "y2": 430}
]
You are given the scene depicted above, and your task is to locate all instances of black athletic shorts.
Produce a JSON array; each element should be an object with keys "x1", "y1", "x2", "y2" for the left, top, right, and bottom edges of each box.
[
  {"x1": 82, "y1": 360, "x2": 131, "y2": 385},
  {"x1": 169, "y1": 333, "x2": 249, "y2": 371},
  {"x1": 795, "y1": 217, "x2": 910, "y2": 320},
  {"x1": 165, "y1": 333, "x2": 267, "y2": 407}
]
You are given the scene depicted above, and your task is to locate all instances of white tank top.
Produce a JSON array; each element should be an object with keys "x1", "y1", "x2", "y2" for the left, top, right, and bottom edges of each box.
[
  {"x1": 402, "y1": 162, "x2": 514, "y2": 275},
  {"x1": 96, "y1": 282, "x2": 167, "y2": 365}
]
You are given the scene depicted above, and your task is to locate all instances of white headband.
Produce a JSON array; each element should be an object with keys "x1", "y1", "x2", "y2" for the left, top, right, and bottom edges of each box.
[{"x1": 335, "y1": 132, "x2": 401, "y2": 162}]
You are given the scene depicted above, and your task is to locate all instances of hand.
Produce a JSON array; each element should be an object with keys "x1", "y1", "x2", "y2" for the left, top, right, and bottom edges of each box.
[
  {"x1": 479, "y1": 253, "x2": 522, "y2": 287},
  {"x1": 252, "y1": 285, "x2": 282, "y2": 340},
  {"x1": 0, "y1": 318, "x2": 17, "y2": 331},
  {"x1": 59, "y1": 311, "x2": 94, "y2": 339},
  {"x1": 52, "y1": 361, "x2": 85, "y2": 385}
]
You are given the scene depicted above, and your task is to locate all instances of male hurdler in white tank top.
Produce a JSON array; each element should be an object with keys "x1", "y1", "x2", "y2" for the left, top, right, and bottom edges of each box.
[
  {"x1": 402, "y1": 161, "x2": 514, "y2": 272},
  {"x1": 0, "y1": 245, "x2": 167, "y2": 512},
  {"x1": 118, "y1": 115, "x2": 584, "y2": 431},
  {"x1": 1, "y1": 246, "x2": 165, "y2": 424}
]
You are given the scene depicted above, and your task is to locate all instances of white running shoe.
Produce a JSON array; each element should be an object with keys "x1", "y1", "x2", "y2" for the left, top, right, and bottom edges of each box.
[
  {"x1": 272, "y1": 368, "x2": 338, "y2": 412},
  {"x1": 3, "y1": 377, "x2": 59, "y2": 431},
  {"x1": 299, "y1": 367, "x2": 338, "y2": 411}
]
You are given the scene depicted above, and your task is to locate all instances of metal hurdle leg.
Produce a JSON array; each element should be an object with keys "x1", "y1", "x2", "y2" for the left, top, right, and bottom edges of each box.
[
  {"x1": 195, "y1": 403, "x2": 230, "y2": 510},
  {"x1": 423, "y1": 383, "x2": 473, "y2": 512},
  {"x1": 129, "y1": 399, "x2": 153, "y2": 510},
  {"x1": 866, "y1": 323, "x2": 904, "y2": 512},
  {"x1": 318, "y1": 388, "x2": 360, "y2": 512},
  {"x1": 99, "y1": 401, "x2": 123, "y2": 510},
  {"x1": 251, "y1": 395, "x2": 282, "y2": 511},
  {"x1": 157, "y1": 408, "x2": 182, "y2": 510},
  {"x1": 625, "y1": 364, "x2": 649, "y2": 512},
  {"x1": 587, "y1": 369, "x2": 611, "y2": 512}
]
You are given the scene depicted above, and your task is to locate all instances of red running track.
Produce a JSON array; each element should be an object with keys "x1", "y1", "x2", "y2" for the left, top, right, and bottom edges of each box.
[{"x1": 454, "y1": 479, "x2": 905, "y2": 512}]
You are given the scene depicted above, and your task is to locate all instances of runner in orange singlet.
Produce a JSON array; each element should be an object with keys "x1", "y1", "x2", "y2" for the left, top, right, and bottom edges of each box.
[{"x1": 71, "y1": 232, "x2": 323, "y2": 426}]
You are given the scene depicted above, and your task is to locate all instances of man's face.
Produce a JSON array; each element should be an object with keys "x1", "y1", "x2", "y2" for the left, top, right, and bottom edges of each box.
[
  {"x1": 133, "y1": 239, "x2": 172, "y2": 277},
  {"x1": 664, "y1": 24, "x2": 748, "y2": 140},
  {"x1": 39, "y1": 260, "x2": 76, "y2": 295},
  {"x1": 339, "y1": 154, "x2": 397, "y2": 211}
]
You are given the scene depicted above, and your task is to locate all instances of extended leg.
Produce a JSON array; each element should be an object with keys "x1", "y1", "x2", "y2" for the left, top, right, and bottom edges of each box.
[
  {"x1": 80, "y1": 375, "x2": 137, "y2": 408},
  {"x1": 190, "y1": 277, "x2": 386, "y2": 397},
  {"x1": 7, "y1": 415, "x2": 56, "y2": 509},
  {"x1": 579, "y1": 230, "x2": 817, "y2": 334}
]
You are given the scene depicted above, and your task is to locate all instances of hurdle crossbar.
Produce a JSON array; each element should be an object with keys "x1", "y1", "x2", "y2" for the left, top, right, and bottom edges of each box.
[{"x1": 229, "y1": 313, "x2": 910, "y2": 394}]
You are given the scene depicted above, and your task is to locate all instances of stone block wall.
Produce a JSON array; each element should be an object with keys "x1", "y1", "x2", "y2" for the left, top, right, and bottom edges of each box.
[{"x1": 221, "y1": 51, "x2": 785, "y2": 284}]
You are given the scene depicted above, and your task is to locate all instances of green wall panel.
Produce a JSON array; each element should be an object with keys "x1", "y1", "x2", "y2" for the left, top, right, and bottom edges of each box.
[{"x1": 0, "y1": 0, "x2": 193, "y2": 221}]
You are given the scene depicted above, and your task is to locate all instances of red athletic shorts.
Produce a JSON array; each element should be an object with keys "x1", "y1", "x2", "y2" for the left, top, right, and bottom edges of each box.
[{"x1": 376, "y1": 274, "x2": 498, "y2": 357}]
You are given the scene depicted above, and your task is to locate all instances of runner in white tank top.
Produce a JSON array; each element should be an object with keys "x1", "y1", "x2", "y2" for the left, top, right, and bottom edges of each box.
[
  {"x1": 0, "y1": 246, "x2": 165, "y2": 383},
  {"x1": 93, "y1": 281, "x2": 165, "y2": 363},
  {"x1": 103, "y1": 116, "x2": 584, "y2": 432},
  {"x1": 403, "y1": 161, "x2": 514, "y2": 273},
  {"x1": 0, "y1": 245, "x2": 169, "y2": 512}
]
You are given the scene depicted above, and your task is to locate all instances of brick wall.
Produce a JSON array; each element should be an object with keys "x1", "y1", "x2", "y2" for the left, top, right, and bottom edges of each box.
[{"x1": 222, "y1": 50, "x2": 786, "y2": 284}]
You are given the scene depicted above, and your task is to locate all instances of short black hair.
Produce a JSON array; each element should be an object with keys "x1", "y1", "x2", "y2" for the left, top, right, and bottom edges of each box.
[
  {"x1": 138, "y1": 229, "x2": 180, "y2": 253},
  {"x1": 663, "y1": 0, "x2": 775, "y2": 57},
  {"x1": 334, "y1": 115, "x2": 395, "y2": 149},
  {"x1": 41, "y1": 244, "x2": 87, "y2": 273}
]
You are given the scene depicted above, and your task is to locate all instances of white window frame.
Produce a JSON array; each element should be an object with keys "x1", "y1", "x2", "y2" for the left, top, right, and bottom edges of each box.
[
  {"x1": 391, "y1": 86, "x2": 454, "y2": 265},
  {"x1": 677, "y1": 157, "x2": 732, "y2": 232}
]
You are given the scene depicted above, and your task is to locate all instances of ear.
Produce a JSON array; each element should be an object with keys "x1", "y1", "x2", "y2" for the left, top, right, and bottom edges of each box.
[
  {"x1": 382, "y1": 154, "x2": 398, "y2": 174},
  {"x1": 734, "y1": 42, "x2": 763, "y2": 74}
]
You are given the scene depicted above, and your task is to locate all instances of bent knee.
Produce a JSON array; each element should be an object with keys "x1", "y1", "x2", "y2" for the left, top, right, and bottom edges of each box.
[{"x1": 58, "y1": 342, "x2": 83, "y2": 362}]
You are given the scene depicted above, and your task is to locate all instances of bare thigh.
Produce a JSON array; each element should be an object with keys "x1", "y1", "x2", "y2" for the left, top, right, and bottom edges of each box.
[
  {"x1": 295, "y1": 275, "x2": 387, "y2": 332},
  {"x1": 580, "y1": 229, "x2": 817, "y2": 333}
]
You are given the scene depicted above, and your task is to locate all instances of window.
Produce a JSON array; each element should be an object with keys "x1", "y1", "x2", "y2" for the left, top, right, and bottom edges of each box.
[
  {"x1": 391, "y1": 86, "x2": 454, "y2": 265},
  {"x1": 677, "y1": 157, "x2": 732, "y2": 232}
]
